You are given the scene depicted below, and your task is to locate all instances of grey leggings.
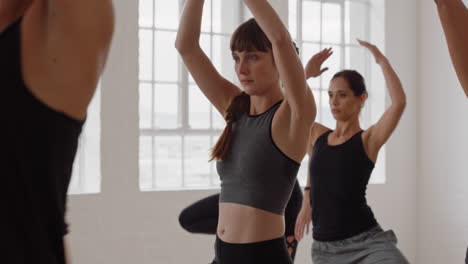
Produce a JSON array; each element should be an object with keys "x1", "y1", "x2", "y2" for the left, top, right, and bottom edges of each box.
[
  {"x1": 312, "y1": 225, "x2": 409, "y2": 264},
  {"x1": 465, "y1": 247, "x2": 467, "y2": 264}
]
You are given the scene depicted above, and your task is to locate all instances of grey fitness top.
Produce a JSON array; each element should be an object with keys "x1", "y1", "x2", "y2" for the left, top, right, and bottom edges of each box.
[{"x1": 217, "y1": 99, "x2": 300, "y2": 215}]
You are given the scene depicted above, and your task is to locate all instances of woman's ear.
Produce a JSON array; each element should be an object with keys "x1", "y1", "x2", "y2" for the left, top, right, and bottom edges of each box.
[{"x1": 360, "y1": 93, "x2": 368, "y2": 105}]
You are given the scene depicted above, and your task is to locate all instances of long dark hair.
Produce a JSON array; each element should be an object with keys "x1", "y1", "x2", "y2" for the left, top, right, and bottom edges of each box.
[
  {"x1": 210, "y1": 19, "x2": 300, "y2": 161},
  {"x1": 210, "y1": 92, "x2": 249, "y2": 161},
  {"x1": 210, "y1": 19, "x2": 271, "y2": 161}
]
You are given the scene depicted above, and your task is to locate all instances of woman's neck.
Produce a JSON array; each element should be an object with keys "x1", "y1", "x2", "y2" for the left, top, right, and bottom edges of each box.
[
  {"x1": 248, "y1": 89, "x2": 283, "y2": 115},
  {"x1": 334, "y1": 117, "x2": 361, "y2": 137}
]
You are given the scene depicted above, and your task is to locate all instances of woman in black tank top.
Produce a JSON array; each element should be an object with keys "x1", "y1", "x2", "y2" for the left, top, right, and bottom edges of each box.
[
  {"x1": 294, "y1": 41, "x2": 409, "y2": 263},
  {"x1": 1, "y1": 2, "x2": 113, "y2": 264},
  {"x1": 435, "y1": 0, "x2": 468, "y2": 97}
]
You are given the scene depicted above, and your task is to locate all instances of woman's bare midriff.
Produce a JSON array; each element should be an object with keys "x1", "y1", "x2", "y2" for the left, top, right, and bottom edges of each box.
[{"x1": 217, "y1": 202, "x2": 285, "y2": 243}]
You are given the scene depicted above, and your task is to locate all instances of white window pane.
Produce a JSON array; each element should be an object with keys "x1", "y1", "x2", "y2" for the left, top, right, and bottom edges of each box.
[
  {"x1": 139, "y1": 136, "x2": 153, "y2": 190},
  {"x1": 296, "y1": 155, "x2": 309, "y2": 187},
  {"x1": 155, "y1": 0, "x2": 179, "y2": 29},
  {"x1": 185, "y1": 136, "x2": 211, "y2": 187},
  {"x1": 155, "y1": 136, "x2": 182, "y2": 188},
  {"x1": 212, "y1": 106, "x2": 225, "y2": 129},
  {"x1": 201, "y1": 0, "x2": 212, "y2": 32},
  {"x1": 139, "y1": 83, "x2": 152, "y2": 129},
  {"x1": 189, "y1": 85, "x2": 210, "y2": 129},
  {"x1": 139, "y1": 29, "x2": 153, "y2": 81},
  {"x1": 302, "y1": 43, "x2": 321, "y2": 89},
  {"x1": 212, "y1": 161, "x2": 221, "y2": 186},
  {"x1": 302, "y1": 1, "x2": 321, "y2": 42},
  {"x1": 321, "y1": 45, "x2": 341, "y2": 88},
  {"x1": 345, "y1": 46, "x2": 367, "y2": 75},
  {"x1": 322, "y1": 3, "x2": 342, "y2": 44},
  {"x1": 154, "y1": 84, "x2": 178, "y2": 129},
  {"x1": 212, "y1": 135, "x2": 221, "y2": 186},
  {"x1": 289, "y1": 0, "x2": 297, "y2": 39},
  {"x1": 139, "y1": 0, "x2": 153, "y2": 27},
  {"x1": 69, "y1": 86, "x2": 101, "y2": 194},
  {"x1": 83, "y1": 87, "x2": 101, "y2": 193},
  {"x1": 213, "y1": 0, "x2": 240, "y2": 34},
  {"x1": 137, "y1": 0, "x2": 249, "y2": 190},
  {"x1": 370, "y1": 149, "x2": 385, "y2": 184},
  {"x1": 243, "y1": 5, "x2": 253, "y2": 20},
  {"x1": 345, "y1": 1, "x2": 368, "y2": 44},
  {"x1": 213, "y1": 0, "x2": 222, "y2": 33},
  {"x1": 155, "y1": 31, "x2": 178, "y2": 82},
  {"x1": 301, "y1": 43, "x2": 321, "y2": 64},
  {"x1": 200, "y1": 33, "x2": 212, "y2": 59},
  {"x1": 213, "y1": 35, "x2": 236, "y2": 83},
  {"x1": 68, "y1": 141, "x2": 82, "y2": 194}
]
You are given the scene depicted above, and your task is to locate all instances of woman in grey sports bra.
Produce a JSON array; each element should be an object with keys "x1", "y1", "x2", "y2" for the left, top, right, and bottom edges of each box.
[{"x1": 176, "y1": 0, "x2": 316, "y2": 263}]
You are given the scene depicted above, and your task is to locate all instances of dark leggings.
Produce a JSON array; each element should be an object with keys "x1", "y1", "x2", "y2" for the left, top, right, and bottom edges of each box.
[
  {"x1": 211, "y1": 236, "x2": 293, "y2": 264},
  {"x1": 179, "y1": 180, "x2": 303, "y2": 260}
]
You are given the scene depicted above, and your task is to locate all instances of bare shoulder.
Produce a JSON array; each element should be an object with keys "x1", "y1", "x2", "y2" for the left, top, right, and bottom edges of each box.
[
  {"x1": 20, "y1": 0, "x2": 115, "y2": 120},
  {"x1": 305, "y1": 122, "x2": 330, "y2": 156},
  {"x1": 361, "y1": 126, "x2": 373, "y2": 142},
  {"x1": 46, "y1": 0, "x2": 115, "y2": 45},
  {"x1": 310, "y1": 123, "x2": 330, "y2": 146}
]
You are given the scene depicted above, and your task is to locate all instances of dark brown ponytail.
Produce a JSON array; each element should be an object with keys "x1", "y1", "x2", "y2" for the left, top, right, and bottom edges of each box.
[{"x1": 210, "y1": 92, "x2": 249, "y2": 161}]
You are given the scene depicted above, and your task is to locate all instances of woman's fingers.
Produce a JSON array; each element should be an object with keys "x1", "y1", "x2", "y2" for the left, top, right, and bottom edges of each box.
[
  {"x1": 357, "y1": 39, "x2": 384, "y2": 62},
  {"x1": 295, "y1": 210, "x2": 313, "y2": 242},
  {"x1": 295, "y1": 220, "x2": 303, "y2": 240},
  {"x1": 295, "y1": 217, "x2": 305, "y2": 241},
  {"x1": 357, "y1": 39, "x2": 370, "y2": 46},
  {"x1": 357, "y1": 39, "x2": 376, "y2": 52},
  {"x1": 322, "y1": 51, "x2": 333, "y2": 63}
]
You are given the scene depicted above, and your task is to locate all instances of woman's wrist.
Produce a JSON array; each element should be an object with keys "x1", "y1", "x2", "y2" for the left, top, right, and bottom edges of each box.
[{"x1": 378, "y1": 57, "x2": 390, "y2": 66}]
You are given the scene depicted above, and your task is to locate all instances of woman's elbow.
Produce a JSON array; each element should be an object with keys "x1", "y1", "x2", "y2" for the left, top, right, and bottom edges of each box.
[
  {"x1": 393, "y1": 97, "x2": 407, "y2": 112},
  {"x1": 174, "y1": 39, "x2": 188, "y2": 55},
  {"x1": 270, "y1": 32, "x2": 293, "y2": 48},
  {"x1": 174, "y1": 40, "x2": 196, "y2": 56}
]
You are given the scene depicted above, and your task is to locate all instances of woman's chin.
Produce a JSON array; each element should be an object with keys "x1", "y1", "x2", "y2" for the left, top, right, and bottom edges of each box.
[
  {"x1": 243, "y1": 86, "x2": 273, "y2": 97},
  {"x1": 242, "y1": 86, "x2": 256, "y2": 95}
]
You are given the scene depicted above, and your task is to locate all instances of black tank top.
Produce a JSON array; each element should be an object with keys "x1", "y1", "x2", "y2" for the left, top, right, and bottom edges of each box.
[
  {"x1": 309, "y1": 130, "x2": 377, "y2": 242},
  {"x1": 1, "y1": 19, "x2": 84, "y2": 264}
]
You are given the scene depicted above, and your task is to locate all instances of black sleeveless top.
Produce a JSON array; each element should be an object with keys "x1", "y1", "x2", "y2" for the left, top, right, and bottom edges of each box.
[
  {"x1": 309, "y1": 130, "x2": 377, "y2": 242},
  {"x1": 217, "y1": 99, "x2": 300, "y2": 215},
  {"x1": 1, "y1": 19, "x2": 84, "y2": 264}
]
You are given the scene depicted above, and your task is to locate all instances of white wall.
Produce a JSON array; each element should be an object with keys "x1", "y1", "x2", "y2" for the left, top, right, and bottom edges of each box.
[
  {"x1": 418, "y1": 1, "x2": 468, "y2": 263},
  {"x1": 66, "y1": 0, "x2": 422, "y2": 263},
  {"x1": 364, "y1": 0, "x2": 419, "y2": 262}
]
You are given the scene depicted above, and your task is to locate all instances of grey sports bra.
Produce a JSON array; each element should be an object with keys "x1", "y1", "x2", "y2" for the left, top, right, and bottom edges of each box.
[{"x1": 217, "y1": 99, "x2": 300, "y2": 215}]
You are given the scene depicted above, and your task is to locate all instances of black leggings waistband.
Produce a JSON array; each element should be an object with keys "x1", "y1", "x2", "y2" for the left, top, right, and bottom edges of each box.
[{"x1": 212, "y1": 236, "x2": 293, "y2": 264}]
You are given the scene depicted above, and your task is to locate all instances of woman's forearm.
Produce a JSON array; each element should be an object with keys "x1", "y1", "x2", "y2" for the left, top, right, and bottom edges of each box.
[
  {"x1": 379, "y1": 59, "x2": 406, "y2": 107},
  {"x1": 243, "y1": 0, "x2": 291, "y2": 44},
  {"x1": 243, "y1": 0, "x2": 313, "y2": 117}
]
